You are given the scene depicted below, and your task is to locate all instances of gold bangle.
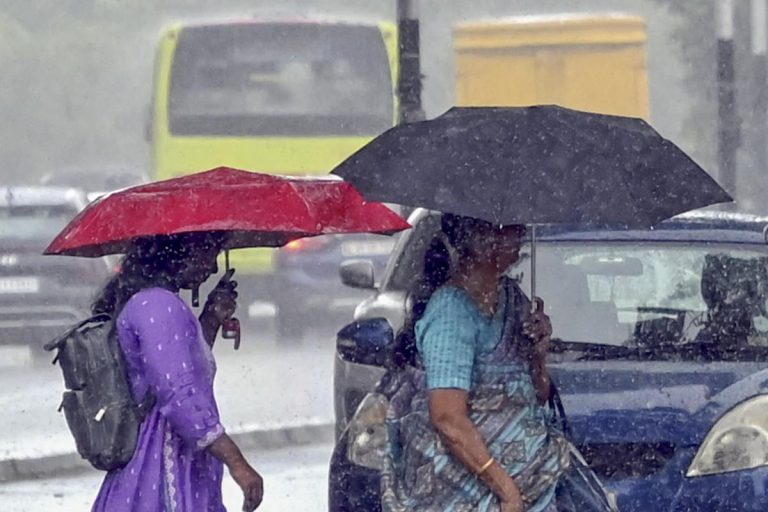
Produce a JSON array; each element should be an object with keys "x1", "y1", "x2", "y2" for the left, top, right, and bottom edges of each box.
[{"x1": 476, "y1": 457, "x2": 495, "y2": 476}]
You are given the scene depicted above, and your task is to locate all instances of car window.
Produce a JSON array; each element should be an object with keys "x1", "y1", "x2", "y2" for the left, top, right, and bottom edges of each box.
[
  {"x1": 521, "y1": 243, "x2": 768, "y2": 353},
  {"x1": 0, "y1": 204, "x2": 79, "y2": 241}
]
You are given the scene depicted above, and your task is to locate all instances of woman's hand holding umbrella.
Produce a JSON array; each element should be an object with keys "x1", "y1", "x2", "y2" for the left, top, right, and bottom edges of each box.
[
  {"x1": 524, "y1": 297, "x2": 554, "y2": 404},
  {"x1": 524, "y1": 297, "x2": 553, "y2": 357},
  {"x1": 199, "y1": 269, "x2": 238, "y2": 347}
]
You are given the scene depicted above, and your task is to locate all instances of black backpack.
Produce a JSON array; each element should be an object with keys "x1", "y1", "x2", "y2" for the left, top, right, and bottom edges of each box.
[{"x1": 44, "y1": 314, "x2": 153, "y2": 471}]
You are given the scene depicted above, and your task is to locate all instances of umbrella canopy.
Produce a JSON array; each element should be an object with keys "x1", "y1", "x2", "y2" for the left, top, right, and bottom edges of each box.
[
  {"x1": 332, "y1": 105, "x2": 733, "y2": 227},
  {"x1": 45, "y1": 167, "x2": 410, "y2": 257}
]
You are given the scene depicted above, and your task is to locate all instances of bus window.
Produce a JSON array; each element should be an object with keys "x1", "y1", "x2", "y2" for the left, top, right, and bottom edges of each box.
[{"x1": 169, "y1": 23, "x2": 394, "y2": 137}]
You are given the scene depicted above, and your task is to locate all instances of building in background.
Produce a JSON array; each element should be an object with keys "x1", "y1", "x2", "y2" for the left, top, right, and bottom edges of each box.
[{"x1": 453, "y1": 14, "x2": 649, "y2": 119}]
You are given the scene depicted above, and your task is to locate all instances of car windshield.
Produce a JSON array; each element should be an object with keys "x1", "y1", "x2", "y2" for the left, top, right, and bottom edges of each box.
[
  {"x1": 0, "y1": 205, "x2": 78, "y2": 241},
  {"x1": 385, "y1": 217, "x2": 768, "y2": 360},
  {"x1": 526, "y1": 242, "x2": 768, "y2": 351},
  {"x1": 169, "y1": 23, "x2": 394, "y2": 136}
]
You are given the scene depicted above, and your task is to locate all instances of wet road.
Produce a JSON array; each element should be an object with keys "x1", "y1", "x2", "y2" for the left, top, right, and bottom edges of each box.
[{"x1": 0, "y1": 442, "x2": 334, "y2": 511}]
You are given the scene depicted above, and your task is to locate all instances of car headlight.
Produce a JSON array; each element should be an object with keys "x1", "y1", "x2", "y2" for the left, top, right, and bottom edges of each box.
[
  {"x1": 687, "y1": 395, "x2": 768, "y2": 477},
  {"x1": 346, "y1": 393, "x2": 389, "y2": 471}
]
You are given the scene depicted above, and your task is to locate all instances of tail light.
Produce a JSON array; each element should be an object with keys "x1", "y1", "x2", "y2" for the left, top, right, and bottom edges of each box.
[{"x1": 282, "y1": 236, "x2": 331, "y2": 253}]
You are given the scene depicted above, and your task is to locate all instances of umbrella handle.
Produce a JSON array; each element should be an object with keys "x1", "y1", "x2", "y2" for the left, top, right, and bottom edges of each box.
[
  {"x1": 222, "y1": 317, "x2": 241, "y2": 349},
  {"x1": 220, "y1": 250, "x2": 242, "y2": 349}
]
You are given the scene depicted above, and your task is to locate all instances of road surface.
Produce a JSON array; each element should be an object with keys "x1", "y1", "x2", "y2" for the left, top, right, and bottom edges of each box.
[{"x1": 0, "y1": 442, "x2": 334, "y2": 511}]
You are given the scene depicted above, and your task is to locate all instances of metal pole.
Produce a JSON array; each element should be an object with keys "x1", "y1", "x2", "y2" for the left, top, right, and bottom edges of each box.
[
  {"x1": 530, "y1": 225, "x2": 537, "y2": 309},
  {"x1": 716, "y1": 0, "x2": 740, "y2": 199},
  {"x1": 751, "y1": 0, "x2": 768, "y2": 193},
  {"x1": 397, "y1": 0, "x2": 425, "y2": 124}
]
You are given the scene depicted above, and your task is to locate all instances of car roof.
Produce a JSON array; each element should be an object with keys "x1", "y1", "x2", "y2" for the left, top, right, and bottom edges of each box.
[
  {"x1": 0, "y1": 186, "x2": 88, "y2": 209},
  {"x1": 410, "y1": 209, "x2": 768, "y2": 245},
  {"x1": 39, "y1": 167, "x2": 148, "y2": 191},
  {"x1": 175, "y1": 16, "x2": 386, "y2": 30},
  {"x1": 540, "y1": 211, "x2": 768, "y2": 245}
]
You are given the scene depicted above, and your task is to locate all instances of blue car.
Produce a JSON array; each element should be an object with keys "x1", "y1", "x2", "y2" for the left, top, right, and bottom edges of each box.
[{"x1": 330, "y1": 209, "x2": 768, "y2": 511}]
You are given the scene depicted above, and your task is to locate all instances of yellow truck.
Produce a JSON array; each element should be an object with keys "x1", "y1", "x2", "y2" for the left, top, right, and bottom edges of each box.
[{"x1": 453, "y1": 13, "x2": 649, "y2": 119}]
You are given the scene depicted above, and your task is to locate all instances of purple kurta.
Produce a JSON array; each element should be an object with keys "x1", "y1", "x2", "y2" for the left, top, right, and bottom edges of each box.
[{"x1": 92, "y1": 288, "x2": 227, "y2": 512}]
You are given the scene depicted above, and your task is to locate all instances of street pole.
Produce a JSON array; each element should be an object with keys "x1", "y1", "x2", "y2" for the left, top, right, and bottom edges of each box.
[
  {"x1": 751, "y1": 0, "x2": 768, "y2": 201},
  {"x1": 397, "y1": 0, "x2": 425, "y2": 124},
  {"x1": 716, "y1": 0, "x2": 740, "y2": 200}
]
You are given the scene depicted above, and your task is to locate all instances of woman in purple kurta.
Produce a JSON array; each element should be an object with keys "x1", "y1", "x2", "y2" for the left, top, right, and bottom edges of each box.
[{"x1": 90, "y1": 235, "x2": 263, "y2": 512}]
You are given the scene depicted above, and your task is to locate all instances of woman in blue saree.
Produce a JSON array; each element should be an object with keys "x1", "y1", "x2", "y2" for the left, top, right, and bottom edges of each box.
[{"x1": 381, "y1": 214, "x2": 570, "y2": 512}]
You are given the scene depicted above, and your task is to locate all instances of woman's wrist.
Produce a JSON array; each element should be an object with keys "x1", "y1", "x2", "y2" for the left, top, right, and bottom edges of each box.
[
  {"x1": 476, "y1": 456, "x2": 495, "y2": 475},
  {"x1": 209, "y1": 434, "x2": 248, "y2": 471},
  {"x1": 480, "y1": 460, "x2": 521, "y2": 503},
  {"x1": 199, "y1": 310, "x2": 221, "y2": 329}
]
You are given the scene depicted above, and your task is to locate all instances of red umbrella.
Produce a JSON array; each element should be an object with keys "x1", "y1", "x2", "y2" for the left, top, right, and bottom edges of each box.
[{"x1": 45, "y1": 167, "x2": 410, "y2": 257}]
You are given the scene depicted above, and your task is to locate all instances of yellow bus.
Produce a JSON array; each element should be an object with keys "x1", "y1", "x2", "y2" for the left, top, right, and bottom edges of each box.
[
  {"x1": 453, "y1": 14, "x2": 649, "y2": 119},
  {"x1": 146, "y1": 19, "x2": 399, "y2": 296}
]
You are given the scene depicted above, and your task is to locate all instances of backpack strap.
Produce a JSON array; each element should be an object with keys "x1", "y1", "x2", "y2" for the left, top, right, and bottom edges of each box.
[
  {"x1": 103, "y1": 318, "x2": 157, "y2": 420},
  {"x1": 44, "y1": 313, "x2": 111, "y2": 352},
  {"x1": 548, "y1": 381, "x2": 572, "y2": 437}
]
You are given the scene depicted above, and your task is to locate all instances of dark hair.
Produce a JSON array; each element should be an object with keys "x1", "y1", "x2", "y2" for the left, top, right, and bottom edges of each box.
[
  {"x1": 391, "y1": 235, "x2": 451, "y2": 367},
  {"x1": 91, "y1": 233, "x2": 221, "y2": 317},
  {"x1": 441, "y1": 213, "x2": 496, "y2": 261},
  {"x1": 391, "y1": 214, "x2": 526, "y2": 368}
]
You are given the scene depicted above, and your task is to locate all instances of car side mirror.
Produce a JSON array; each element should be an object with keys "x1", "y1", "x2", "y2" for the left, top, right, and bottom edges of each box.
[
  {"x1": 339, "y1": 259, "x2": 375, "y2": 289},
  {"x1": 336, "y1": 318, "x2": 395, "y2": 367}
]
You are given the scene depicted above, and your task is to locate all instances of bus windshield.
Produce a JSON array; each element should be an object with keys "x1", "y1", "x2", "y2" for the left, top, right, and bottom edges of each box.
[{"x1": 169, "y1": 23, "x2": 394, "y2": 137}]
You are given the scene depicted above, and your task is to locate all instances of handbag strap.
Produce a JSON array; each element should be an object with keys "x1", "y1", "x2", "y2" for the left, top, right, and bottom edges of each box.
[{"x1": 548, "y1": 381, "x2": 573, "y2": 437}]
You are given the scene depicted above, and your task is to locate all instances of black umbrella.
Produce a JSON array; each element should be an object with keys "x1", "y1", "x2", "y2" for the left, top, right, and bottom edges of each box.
[
  {"x1": 332, "y1": 105, "x2": 732, "y2": 227},
  {"x1": 333, "y1": 105, "x2": 733, "y2": 300}
]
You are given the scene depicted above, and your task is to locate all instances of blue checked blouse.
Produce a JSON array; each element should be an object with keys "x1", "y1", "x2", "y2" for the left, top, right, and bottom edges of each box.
[{"x1": 416, "y1": 286, "x2": 507, "y2": 391}]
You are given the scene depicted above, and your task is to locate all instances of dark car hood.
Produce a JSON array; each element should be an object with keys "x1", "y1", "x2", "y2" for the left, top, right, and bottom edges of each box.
[{"x1": 552, "y1": 361, "x2": 768, "y2": 446}]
